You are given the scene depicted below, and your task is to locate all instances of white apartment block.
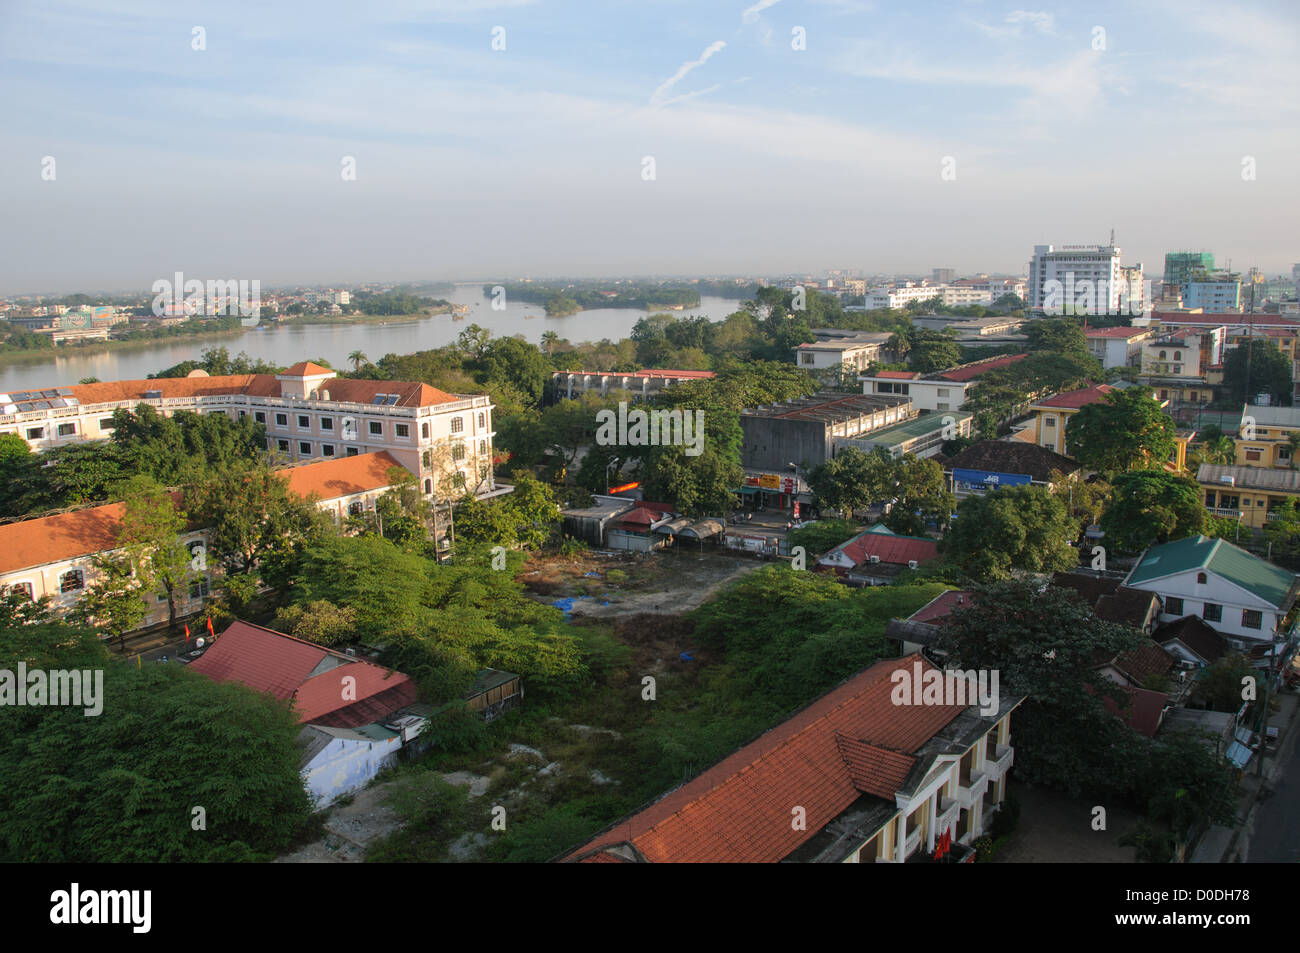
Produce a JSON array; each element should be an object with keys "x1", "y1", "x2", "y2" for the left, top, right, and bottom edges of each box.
[
  {"x1": 865, "y1": 284, "x2": 946, "y2": 309},
  {"x1": 1083, "y1": 326, "x2": 1153, "y2": 369},
  {"x1": 0, "y1": 362, "x2": 496, "y2": 501},
  {"x1": 793, "y1": 332, "x2": 894, "y2": 373}
]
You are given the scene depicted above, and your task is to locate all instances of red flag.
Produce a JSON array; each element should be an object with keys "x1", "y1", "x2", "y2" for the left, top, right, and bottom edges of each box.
[
  {"x1": 184, "y1": 623, "x2": 191, "y2": 641},
  {"x1": 206, "y1": 617, "x2": 214, "y2": 637}
]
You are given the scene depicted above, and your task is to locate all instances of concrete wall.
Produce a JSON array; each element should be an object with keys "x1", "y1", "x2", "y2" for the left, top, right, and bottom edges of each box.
[
  {"x1": 301, "y1": 734, "x2": 403, "y2": 809},
  {"x1": 742, "y1": 416, "x2": 828, "y2": 472}
]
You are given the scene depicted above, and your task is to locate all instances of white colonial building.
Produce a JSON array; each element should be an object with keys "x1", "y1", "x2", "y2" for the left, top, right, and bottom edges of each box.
[{"x1": 0, "y1": 362, "x2": 496, "y2": 501}]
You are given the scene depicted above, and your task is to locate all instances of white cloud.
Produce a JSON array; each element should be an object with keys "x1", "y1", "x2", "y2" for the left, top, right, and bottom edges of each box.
[
  {"x1": 649, "y1": 40, "x2": 726, "y2": 107},
  {"x1": 972, "y1": 9, "x2": 1057, "y2": 39},
  {"x1": 742, "y1": 0, "x2": 783, "y2": 23}
]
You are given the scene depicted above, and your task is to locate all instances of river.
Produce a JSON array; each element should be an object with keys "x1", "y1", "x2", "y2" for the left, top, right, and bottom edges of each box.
[{"x1": 0, "y1": 286, "x2": 747, "y2": 392}]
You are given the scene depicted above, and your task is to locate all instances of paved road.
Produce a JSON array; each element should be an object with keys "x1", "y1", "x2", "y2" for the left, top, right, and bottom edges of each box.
[{"x1": 1247, "y1": 691, "x2": 1300, "y2": 862}]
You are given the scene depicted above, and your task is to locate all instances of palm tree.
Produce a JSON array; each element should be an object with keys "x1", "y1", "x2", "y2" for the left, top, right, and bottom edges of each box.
[
  {"x1": 348, "y1": 350, "x2": 367, "y2": 371},
  {"x1": 1204, "y1": 435, "x2": 1237, "y2": 466},
  {"x1": 541, "y1": 331, "x2": 559, "y2": 356}
]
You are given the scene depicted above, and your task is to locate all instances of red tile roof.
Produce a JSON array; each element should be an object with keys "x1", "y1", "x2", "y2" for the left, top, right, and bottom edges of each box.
[
  {"x1": 281, "y1": 451, "x2": 401, "y2": 501},
  {"x1": 565, "y1": 655, "x2": 969, "y2": 863},
  {"x1": 834, "y1": 735, "x2": 916, "y2": 799},
  {"x1": 1035, "y1": 383, "x2": 1114, "y2": 409},
  {"x1": 0, "y1": 490, "x2": 186, "y2": 574},
  {"x1": 63, "y1": 371, "x2": 460, "y2": 409},
  {"x1": 908, "y1": 589, "x2": 975, "y2": 624},
  {"x1": 189, "y1": 621, "x2": 415, "y2": 726},
  {"x1": 830, "y1": 530, "x2": 938, "y2": 569},
  {"x1": 1084, "y1": 326, "x2": 1148, "y2": 338},
  {"x1": 614, "y1": 505, "x2": 670, "y2": 528},
  {"x1": 0, "y1": 502, "x2": 125, "y2": 575},
  {"x1": 1101, "y1": 685, "x2": 1167, "y2": 737},
  {"x1": 280, "y1": 362, "x2": 334, "y2": 377},
  {"x1": 936, "y1": 354, "x2": 1027, "y2": 382}
]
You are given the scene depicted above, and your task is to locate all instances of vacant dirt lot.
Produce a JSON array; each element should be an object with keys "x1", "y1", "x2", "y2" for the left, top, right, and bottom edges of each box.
[{"x1": 519, "y1": 548, "x2": 762, "y2": 621}]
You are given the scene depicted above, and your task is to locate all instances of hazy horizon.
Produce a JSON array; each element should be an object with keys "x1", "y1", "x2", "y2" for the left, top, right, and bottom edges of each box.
[{"x1": 4, "y1": 0, "x2": 1297, "y2": 294}]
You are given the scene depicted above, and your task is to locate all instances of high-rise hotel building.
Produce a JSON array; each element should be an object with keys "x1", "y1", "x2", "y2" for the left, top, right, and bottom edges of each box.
[{"x1": 1028, "y1": 242, "x2": 1134, "y2": 315}]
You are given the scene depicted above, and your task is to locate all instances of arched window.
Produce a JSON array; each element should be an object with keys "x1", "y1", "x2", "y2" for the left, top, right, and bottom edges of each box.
[
  {"x1": 424, "y1": 478, "x2": 432, "y2": 494},
  {"x1": 421, "y1": 422, "x2": 429, "y2": 440},
  {"x1": 451, "y1": 417, "x2": 464, "y2": 434},
  {"x1": 1197, "y1": 571, "x2": 1207, "y2": 584},
  {"x1": 478, "y1": 413, "x2": 486, "y2": 428},
  {"x1": 60, "y1": 569, "x2": 85, "y2": 593},
  {"x1": 1159, "y1": 350, "x2": 1167, "y2": 359},
  {"x1": 347, "y1": 501, "x2": 364, "y2": 517}
]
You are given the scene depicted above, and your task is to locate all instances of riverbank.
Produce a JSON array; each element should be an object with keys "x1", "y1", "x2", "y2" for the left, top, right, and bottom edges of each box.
[
  {"x1": 0, "y1": 307, "x2": 457, "y2": 369},
  {"x1": 0, "y1": 326, "x2": 250, "y2": 370},
  {"x1": 276, "y1": 304, "x2": 452, "y2": 327}
]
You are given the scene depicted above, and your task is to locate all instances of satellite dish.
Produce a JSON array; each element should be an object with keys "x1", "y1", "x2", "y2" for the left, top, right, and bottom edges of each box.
[{"x1": 196, "y1": 637, "x2": 206, "y2": 648}]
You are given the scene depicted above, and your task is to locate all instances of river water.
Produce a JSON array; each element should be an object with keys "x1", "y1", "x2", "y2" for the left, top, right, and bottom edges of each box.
[{"x1": 0, "y1": 286, "x2": 746, "y2": 392}]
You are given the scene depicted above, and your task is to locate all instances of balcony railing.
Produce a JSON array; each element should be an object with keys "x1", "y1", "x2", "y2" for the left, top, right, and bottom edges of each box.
[{"x1": 984, "y1": 743, "x2": 1014, "y2": 780}]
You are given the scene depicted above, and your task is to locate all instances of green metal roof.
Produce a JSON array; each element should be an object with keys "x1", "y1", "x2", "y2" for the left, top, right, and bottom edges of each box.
[
  {"x1": 1128, "y1": 535, "x2": 1298, "y2": 608},
  {"x1": 470, "y1": 668, "x2": 519, "y2": 696},
  {"x1": 856, "y1": 411, "x2": 973, "y2": 446}
]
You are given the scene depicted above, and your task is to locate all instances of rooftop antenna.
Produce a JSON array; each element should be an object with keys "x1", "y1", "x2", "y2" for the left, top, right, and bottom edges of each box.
[{"x1": 1109, "y1": 227, "x2": 1116, "y2": 248}]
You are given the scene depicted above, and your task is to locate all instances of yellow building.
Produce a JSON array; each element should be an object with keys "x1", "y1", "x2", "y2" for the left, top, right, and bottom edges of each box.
[
  {"x1": 1028, "y1": 384, "x2": 1118, "y2": 456},
  {"x1": 1234, "y1": 403, "x2": 1300, "y2": 469},
  {"x1": 1197, "y1": 463, "x2": 1300, "y2": 531},
  {"x1": 1029, "y1": 384, "x2": 1189, "y2": 471}
]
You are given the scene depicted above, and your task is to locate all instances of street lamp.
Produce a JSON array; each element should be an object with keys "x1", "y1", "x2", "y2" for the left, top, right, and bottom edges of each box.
[{"x1": 605, "y1": 457, "x2": 621, "y2": 495}]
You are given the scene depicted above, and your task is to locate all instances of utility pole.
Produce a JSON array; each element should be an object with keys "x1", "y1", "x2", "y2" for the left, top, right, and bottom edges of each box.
[{"x1": 1257, "y1": 623, "x2": 1280, "y2": 779}]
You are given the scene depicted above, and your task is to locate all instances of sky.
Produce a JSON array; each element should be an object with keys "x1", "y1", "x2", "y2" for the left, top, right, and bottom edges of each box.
[{"x1": 1, "y1": 0, "x2": 1298, "y2": 294}]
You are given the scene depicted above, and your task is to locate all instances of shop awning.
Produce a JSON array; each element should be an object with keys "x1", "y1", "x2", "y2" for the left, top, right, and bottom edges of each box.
[
  {"x1": 655, "y1": 516, "x2": 693, "y2": 535},
  {"x1": 681, "y1": 518, "x2": 725, "y2": 539}
]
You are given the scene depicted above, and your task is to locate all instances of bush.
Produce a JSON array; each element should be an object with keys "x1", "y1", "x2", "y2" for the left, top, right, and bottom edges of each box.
[
  {"x1": 560, "y1": 536, "x2": 588, "y2": 556},
  {"x1": 989, "y1": 794, "x2": 1020, "y2": 839},
  {"x1": 1119, "y1": 821, "x2": 1176, "y2": 863}
]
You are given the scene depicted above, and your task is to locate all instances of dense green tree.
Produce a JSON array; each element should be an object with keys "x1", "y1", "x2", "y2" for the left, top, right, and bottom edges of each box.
[
  {"x1": 0, "y1": 622, "x2": 314, "y2": 860},
  {"x1": 191, "y1": 465, "x2": 334, "y2": 587},
  {"x1": 117, "y1": 476, "x2": 194, "y2": 634},
  {"x1": 883, "y1": 456, "x2": 956, "y2": 535},
  {"x1": 807, "y1": 446, "x2": 895, "y2": 515},
  {"x1": 1100, "y1": 470, "x2": 1207, "y2": 554},
  {"x1": 1025, "y1": 318, "x2": 1089, "y2": 357},
  {"x1": 908, "y1": 330, "x2": 962, "y2": 373},
  {"x1": 935, "y1": 580, "x2": 1146, "y2": 796},
  {"x1": 941, "y1": 484, "x2": 1078, "y2": 580},
  {"x1": 787, "y1": 518, "x2": 860, "y2": 556},
  {"x1": 1223, "y1": 340, "x2": 1293, "y2": 406},
  {"x1": 69, "y1": 553, "x2": 150, "y2": 648},
  {"x1": 1066, "y1": 386, "x2": 1175, "y2": 472}
]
